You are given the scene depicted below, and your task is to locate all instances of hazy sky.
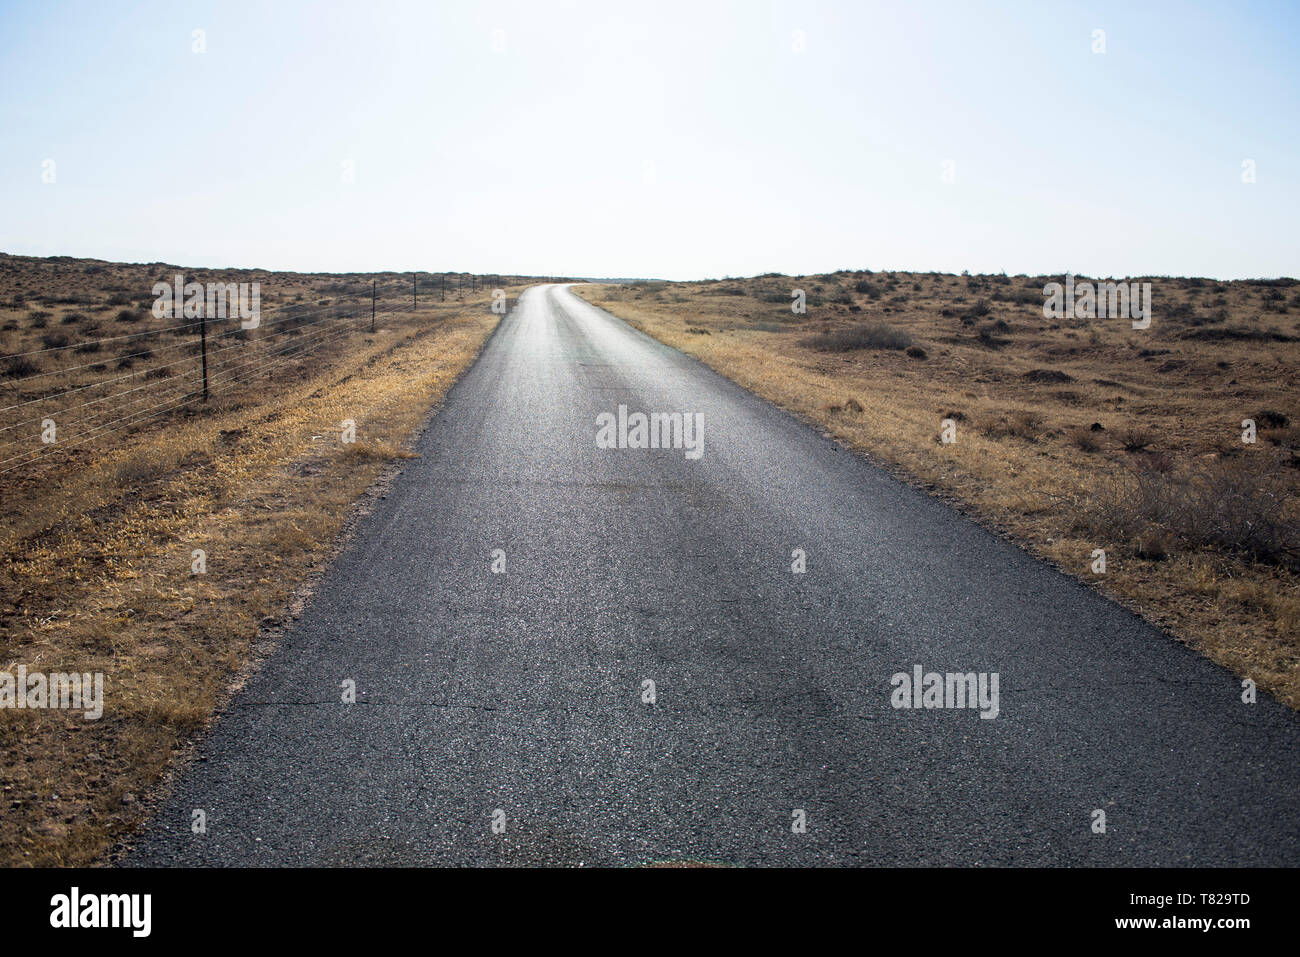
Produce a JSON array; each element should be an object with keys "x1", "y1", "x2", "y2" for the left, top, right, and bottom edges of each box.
[{"x1": 1, "y1": 0, "x2": 1297, "y2": 279}]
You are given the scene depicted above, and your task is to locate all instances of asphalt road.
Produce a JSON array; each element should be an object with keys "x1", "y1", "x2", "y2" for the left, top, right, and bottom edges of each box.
[{"x1": 126, "y1": 284, "x2": 1300, "y2": 866}]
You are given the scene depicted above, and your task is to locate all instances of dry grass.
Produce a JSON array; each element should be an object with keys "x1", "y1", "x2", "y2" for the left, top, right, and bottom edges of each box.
[
  {"x1": 0, "y1": 254, "x2": 511, "y2": 865},
  {"x1": 576, "y1": 271, "x2": 1300, "y2": 709}
]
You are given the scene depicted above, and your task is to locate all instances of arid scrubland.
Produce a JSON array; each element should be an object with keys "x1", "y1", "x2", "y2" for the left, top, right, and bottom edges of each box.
[
  {"x1": 576, "y1": 272, "x2": 1299, "y2": 709},
  {"x1": 0, "y1": 254, "x2": 510, "y2": 864},
  {"x1": 3, "y1": 256, "x2": 1297, "y2": 866}
]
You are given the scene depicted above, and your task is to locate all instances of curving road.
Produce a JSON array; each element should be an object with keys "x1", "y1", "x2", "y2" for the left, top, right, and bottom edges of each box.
[{"x1": 125, "y1": 284, "x2": 1300, "y2": 866}]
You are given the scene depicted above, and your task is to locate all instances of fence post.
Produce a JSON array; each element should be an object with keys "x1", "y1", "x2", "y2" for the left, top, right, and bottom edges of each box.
[
  {"x1": 371, "y1": 279, "x2": 376, "y2": 332},
  {"x1": 413, "y1": 274, "x2": 417, "y2": 311},
  {"x1": 199, "y1": 308, "x2": 209, "y2": 401}
]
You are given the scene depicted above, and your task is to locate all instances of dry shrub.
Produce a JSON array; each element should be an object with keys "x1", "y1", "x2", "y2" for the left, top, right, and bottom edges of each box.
[
  {"x1": 801, "y1": 322, "x2": 913, "y2": 352},
  {"x1": 1092, "y1": 458, "x2": 1300, "y2": 569},
  {"x1": 2, "y1": 356, "x2": 39, "y2": 378},
  {"x1": 823, "y1": 397, "x2": 866, "y2": 416},
  {"x1": 1068, "y1": 425, "x2": 1102, "y2": 452},
  {"x1": 1023, "y1": 368, "x2": 1074, "y2": 383},
  {"x1": 114, "y1": 446, "x2": 188, "y2": 488},
  {"x1": 982, "y1": 409, "x2": 1041, "y2": 441},
  {"x1": 1115, "y1": 426, "x2": 1156, "y2": 452}
]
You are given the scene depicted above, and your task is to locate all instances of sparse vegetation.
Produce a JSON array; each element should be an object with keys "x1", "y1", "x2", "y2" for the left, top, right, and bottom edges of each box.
[
  {"x1": 1094, "y1": 459, "x2": 1298, "y2": 570},
  {"x1": 1116, "y1": 427, "x2": 1157, "y2": 452},
  {"x1": 802, "y1": 322, "x2": 913, "y2": 352},
  {"x1": 983, "y1": 410, "x2": 1041, "y2": 442},
  {"x1": 1068, "y1": 425, "x2": 1103, "y2": 453}
]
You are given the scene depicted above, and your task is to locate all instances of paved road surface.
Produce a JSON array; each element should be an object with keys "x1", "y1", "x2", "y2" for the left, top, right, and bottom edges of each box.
[{"x1": 126, "y1": 284, "x2": 1299, "y2": 866}]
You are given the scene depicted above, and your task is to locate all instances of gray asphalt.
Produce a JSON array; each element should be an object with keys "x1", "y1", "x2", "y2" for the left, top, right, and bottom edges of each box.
[{"x1": 125, "y1": 283, "x2": 1300, "y2": 867}]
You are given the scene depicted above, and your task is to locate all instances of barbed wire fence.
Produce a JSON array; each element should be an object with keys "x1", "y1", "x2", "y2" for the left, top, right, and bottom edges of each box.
[{"x1": 0, "y1": 274, "x2": 508, "y2": 476}]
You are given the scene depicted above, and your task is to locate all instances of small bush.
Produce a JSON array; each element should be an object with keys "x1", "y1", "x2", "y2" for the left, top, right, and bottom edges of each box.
[
  {"x1": 983, "y1": 410, "x2": 1041, "y2": 442},
  {"x1": 1115, "y1": 427, "x2": 1156, "y2": 452},
  {"x1": 1091, "y1": 460, "x2": 1299, "y2": 569},
  {"x1": 1136, "y1": 450, "x2": 1175, "y2": 473},
  {"x1": 1133, "y1": 529, "x2": 1174, "y2": 561},
  {"x1": 2, "y1": 357, "x2": 39, "y2": 378},
  {"x1": 801, "y1": 322, "x2": 913, "y2": 352},
  {"x1": 905, "y1": 345, "x2": 928, "y2": 359},
  {"x1": 115, "y1": 308, "x2": 145, "y2": 323},
  {"x1": 114, "y1": 447, "x2": 185, "y2": 487},
  {"x1": 824, "y1": 397, "x2": 866, "y2": 415},
  {"x1": 1023, "y1": 368, "x2": 1074, "y2": 383},
  {"x1": 1256, "y1": 409, "x2": 1290, "y2": 429},
  {"x1": 1068, "y1": 426, "x2": 1102, "y2": 452}
]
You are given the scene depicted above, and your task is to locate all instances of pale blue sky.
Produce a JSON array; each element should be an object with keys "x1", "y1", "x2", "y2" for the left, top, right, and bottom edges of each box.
[{"x1": 1, "y1": 0, "x2": 1296, "y2": 279}]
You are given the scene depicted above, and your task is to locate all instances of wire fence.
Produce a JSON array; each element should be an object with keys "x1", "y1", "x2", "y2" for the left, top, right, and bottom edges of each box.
[{"x1": 0, "y1": 274, "x2": 504, "y2": 476}]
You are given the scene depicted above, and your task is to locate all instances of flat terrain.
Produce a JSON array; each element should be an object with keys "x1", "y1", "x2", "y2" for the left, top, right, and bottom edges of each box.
[
  {"x1": 577, "y1": 273, "x2": 1300, "y2": 709},
  {"x1": 124, "y1": 285, "x2": 1299, "y2": 867}
]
